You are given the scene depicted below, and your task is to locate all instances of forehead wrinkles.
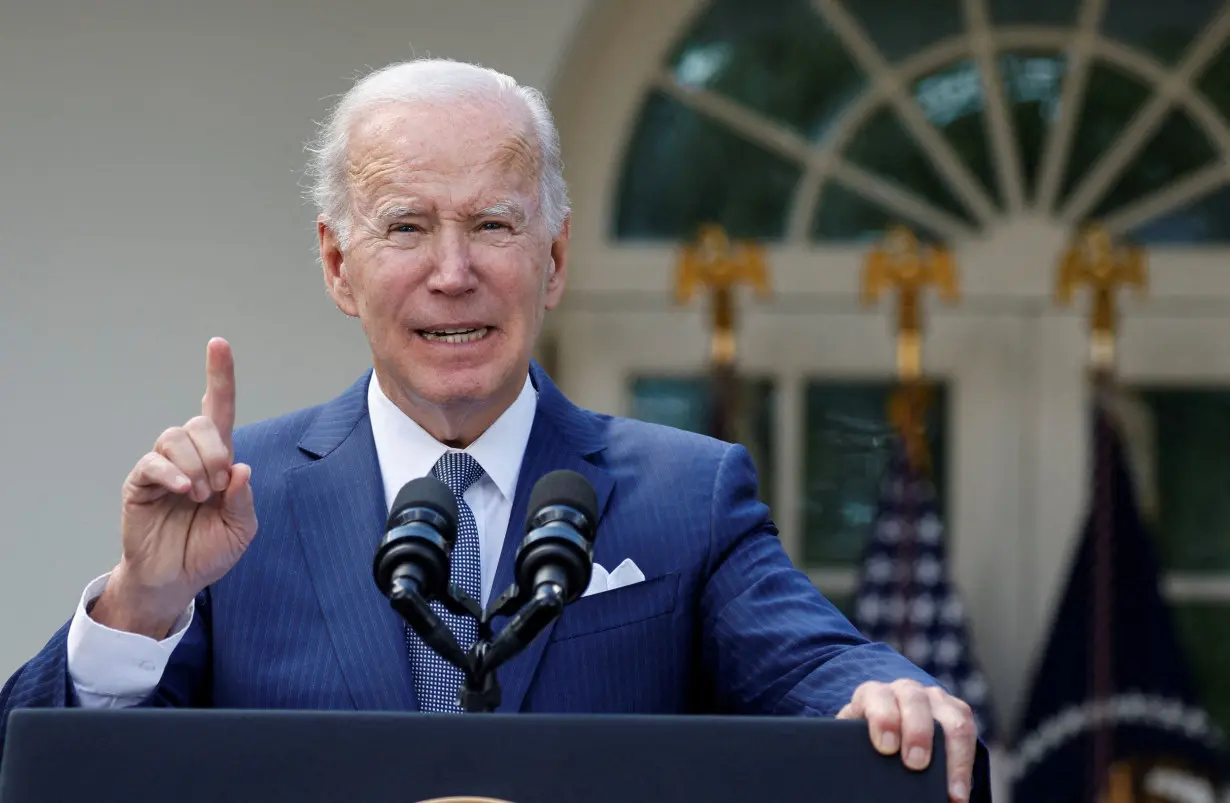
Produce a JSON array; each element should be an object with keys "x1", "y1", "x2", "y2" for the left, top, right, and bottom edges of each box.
[
  {"x1": 495, "y1": 130, "x2": 540, "y2": 190},
  {"x1": 347, "y1": 156, "x2": 404, "y2": 208},
  {"x1": 346, "y1": 103, "x2": 543, "y2": 214}
]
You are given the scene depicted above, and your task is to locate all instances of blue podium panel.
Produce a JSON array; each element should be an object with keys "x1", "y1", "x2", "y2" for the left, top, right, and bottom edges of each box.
[{"x1": 0, "y1": 710, "x2": 948, "y2": 803}]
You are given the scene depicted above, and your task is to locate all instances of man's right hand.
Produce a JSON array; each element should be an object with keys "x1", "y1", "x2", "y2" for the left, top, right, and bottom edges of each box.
[{"x1": 91, "y1": 337, "x2": 258, "y2": 639}]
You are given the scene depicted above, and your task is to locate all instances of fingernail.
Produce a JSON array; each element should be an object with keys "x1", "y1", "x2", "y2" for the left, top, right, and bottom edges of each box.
[
  {"x1": 195, "y1": 481, "x2": 210, "y2": 500},
  {"x1": 951, "y1": 781, "x2": 969, "y2": 802},
  {"x1": 879, "y1": 732, "x2": 898, "y2": 753},
  {"x1": 907, "y1": 747, "x2": 928, "y2": 769},
  {"x1": 215, "y1": 471, "x2": 229, "y2": 489}
]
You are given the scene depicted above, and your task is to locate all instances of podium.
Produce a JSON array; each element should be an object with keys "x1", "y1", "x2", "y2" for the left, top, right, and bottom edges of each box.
[{"x1": 0, "y1": 709, "x2": 949, "y2": 802}]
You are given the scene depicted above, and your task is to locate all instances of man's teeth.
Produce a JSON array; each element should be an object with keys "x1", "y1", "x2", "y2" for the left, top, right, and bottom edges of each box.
[{"x1": 420, "y1": 327, "x2": 489, "y2": 343}]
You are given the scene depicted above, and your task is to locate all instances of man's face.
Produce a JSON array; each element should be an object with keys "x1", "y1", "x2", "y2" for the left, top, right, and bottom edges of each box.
[{"x1": 320, "y1": 99, "x2": 568, "y2": 433}]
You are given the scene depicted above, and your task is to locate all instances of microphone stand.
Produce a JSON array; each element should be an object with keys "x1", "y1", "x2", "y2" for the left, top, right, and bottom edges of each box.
[{"x1": 390, "y1": 579, "x2": 567, "y2": 713}]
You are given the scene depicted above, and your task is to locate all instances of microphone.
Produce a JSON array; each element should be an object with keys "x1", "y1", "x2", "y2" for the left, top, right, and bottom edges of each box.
[
  {"x1": 477, "y1": 470, "x2": 599, "y2": 676},
  {"x1": 372, "y1": 476, "x2": 470, "y2": 671},
  {"x1": 516, "y1": 469, "x2": 600, "y2": 605},
  {"x1": 372, "y1": 476, "x2": 458, "y2": 600}
]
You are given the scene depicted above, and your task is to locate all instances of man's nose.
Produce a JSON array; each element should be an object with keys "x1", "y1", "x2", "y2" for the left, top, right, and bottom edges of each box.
[{"x1": 426, "y1": 229, "x2": 478, "y2": 295}]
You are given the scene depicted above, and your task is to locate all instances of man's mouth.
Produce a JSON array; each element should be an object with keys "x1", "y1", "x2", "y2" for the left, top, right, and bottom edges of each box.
[{"x1": 417, "y1": 327, "x2": 491, "y2": 344}]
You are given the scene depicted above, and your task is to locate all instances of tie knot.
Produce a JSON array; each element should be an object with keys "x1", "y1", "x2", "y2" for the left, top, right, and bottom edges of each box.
[{"x1": 431, "y1": 451, "x2": 485, "y2": 496}]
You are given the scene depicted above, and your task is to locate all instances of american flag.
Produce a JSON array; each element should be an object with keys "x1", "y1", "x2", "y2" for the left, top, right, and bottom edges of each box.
[{"x1": 852, "y1": 440, "x2": 998, "y2": 741}]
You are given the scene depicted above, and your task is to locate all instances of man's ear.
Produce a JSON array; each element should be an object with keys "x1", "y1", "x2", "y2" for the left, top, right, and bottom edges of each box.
[
  {"x1": 319, "y1": 218, "x2": 359, "y2": 317},
  {"x1": 543, "y1": 215, "x2": 570, "y2": 311}
]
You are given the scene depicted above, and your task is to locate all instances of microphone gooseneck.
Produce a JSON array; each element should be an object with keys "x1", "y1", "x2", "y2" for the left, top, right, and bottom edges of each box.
[
  {"x1": 372, "y1": 476, "x2": 470, "y2": 672},
  {"x1": 479, "y1": 470, "x2": 599, "y2": 677},
  {"x1": 373, "y1": 469, "x2": 601, "y2": 712}
]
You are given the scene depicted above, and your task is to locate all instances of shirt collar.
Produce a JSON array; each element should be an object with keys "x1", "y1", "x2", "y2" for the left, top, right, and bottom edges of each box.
[{"x1": 367, "y1": 371, "x2": 538, "y2": 509}]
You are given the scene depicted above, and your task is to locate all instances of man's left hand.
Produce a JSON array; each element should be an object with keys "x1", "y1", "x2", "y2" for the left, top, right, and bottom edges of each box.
[{"x1": 836, "y1": 678, "x2": 975, "y2": 803}]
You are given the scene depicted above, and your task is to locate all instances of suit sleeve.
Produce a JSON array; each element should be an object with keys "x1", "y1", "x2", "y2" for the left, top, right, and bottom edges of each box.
[
  {"x1": 699, "y1": 444, "x2": 995, "y2": 799},
  {"x1": 698, "y1": 442, "x2": 942, "y2": 717},
  {"x1": 0, "y1": 588, "x2": 213, "y2": 762}
]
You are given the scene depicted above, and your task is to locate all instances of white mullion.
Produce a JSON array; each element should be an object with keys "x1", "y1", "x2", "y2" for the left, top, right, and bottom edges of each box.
[
  {"x1": 814, "y1": 0, "x2": 998, "y2": 226},
  {"x1": 964, "y1": 0, "x2": 1025, "y2": 211},
  {"x1": 1101, "y1": 163, "x2": 1230, "y2": 234},
  {"x1": 1035, "y1": 0, "x2": 1108, "y2": 213},
  {"x1": 1172, "y1": 5, "x2": 1230, "y2": 88},
  {"x1": 787, "y1": 162, "x2": 831, "y2": 243},
  {"x1": 655, "y1": 72, "x2": 815, "y2": 165},
  {"x1": 1094, "y1": 38, "x2": 1175, "y2": 84},
  {"x1": 776, "y1": 372, "x2": 804, "y2": 565},
  {"x1": 789, "y1": 28, "x2": 1056, "y2": 244},
  {"x1": 1093, "y1": 37, "x2": 1230, "y2": 156},
  {"x1": 1057, "y1": 95, "x2": 1175, "y2": 224},
  {"x1": 786, "y1": 36, "x2": 971, "y2": 243},
  {"x1": 787, "y1": 91, "x2": 889, "y2": 243},
  {"x1": 994, "y1": 27, "x2": 1074, "y2": 51},
  {"x1": 1060, "y1": 8, "x2": 1230, "y2": 223},
  {"x1": 832, "y1": 160, "x2": 979, "y2": 241},
  {"x1": 1185, "y1": 94, "x2": 1230, "y2": 155},
  {"x1": 884, "y1": 76, "x2": 1003, "y2": 226},
  {"x1": 1172, "y1": 5, "x2": 1230, "y2": 157}
]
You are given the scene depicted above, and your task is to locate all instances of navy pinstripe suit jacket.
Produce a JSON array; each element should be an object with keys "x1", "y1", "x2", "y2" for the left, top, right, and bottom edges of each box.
[{"x1": 0, "y1": 362, "x2": 939, "y2": 753}]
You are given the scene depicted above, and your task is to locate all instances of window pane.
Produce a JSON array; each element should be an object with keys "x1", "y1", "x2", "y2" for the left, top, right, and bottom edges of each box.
[
  {"x1": 1102, "y1": 0, "x2": 1222, "y2": 64},
  {"x1": 1196, "y1": 42, "x2": 1230, "y2": 136},
  {"x1": 843, "y1": 107, "x2": 977, "y2": 225},
  {"x1": 844, "y1": 0, "x2": 963, "y2": 64},
  {"x1": 629, "y1": 377, "x2": 709, "y2": 434},
  {"x1": 1129, "y1": 183, "x2": 1230, "y2": 243},
  {"x1": 1088, "y1": 110, "x2": 1217, "y2": 221},
  {"x1": 614, "y1": 90, "x2": 802, "y2": 241},
  {"x1": 802, "y1": 381, "x2": 949, "y2": 566},
  {"x1": 629, "y1": 375, "x2": 777, "y2": 510},
  {"x1": 1136, "y1": 388, "x2": 1230, "y2": 571},
  {"x1": 1171, "y1": 604, "x2": 1230, "y2": 737},
  {"x1": 666, "y1": 0, "x2": 865, "y2": 143},
  {"x1": 1000, "y1": 51, "x2": 1066, "y2": 199},
  {"x1": 911, "y1": 60, "x2": 998, "y2": 203},
  {"x1": 1059, "y1": 64, "x2": 1151, "y2": 206},
  {"x1": 811, "y1": 180, "x2": 944, "y2": 242},
  {"x1": 988, "y1": 0, "x2": 1077, "y2": 25}
]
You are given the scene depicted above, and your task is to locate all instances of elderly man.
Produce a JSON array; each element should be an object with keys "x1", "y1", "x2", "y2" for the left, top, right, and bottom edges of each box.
[{"x1": 0, "y1": 59, "x2": 984, "y2": 802}]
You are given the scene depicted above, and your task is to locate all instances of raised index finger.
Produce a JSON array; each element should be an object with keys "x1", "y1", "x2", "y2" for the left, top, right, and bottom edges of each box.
[{"x1": 202, "y1": 337, "x2": 236, "y2": 451}]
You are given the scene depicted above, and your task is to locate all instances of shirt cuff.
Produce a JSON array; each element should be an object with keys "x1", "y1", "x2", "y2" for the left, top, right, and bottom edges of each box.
[{"x1": 66, "y1": 572, "x2": 194, "y2": 706}]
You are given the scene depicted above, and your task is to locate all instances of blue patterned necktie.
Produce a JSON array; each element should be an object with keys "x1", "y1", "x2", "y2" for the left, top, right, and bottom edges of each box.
[{"x1": 406, "y1": 451, "x2": 485, "y2": 712}]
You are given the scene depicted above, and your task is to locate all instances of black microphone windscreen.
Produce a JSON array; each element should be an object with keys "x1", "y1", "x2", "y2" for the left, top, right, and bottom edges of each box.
[
  {"x1": 526, "y1": 470, "x2": 598, "y2": 530},
  {"x1": 388, "y1": 475, "x2": 458, "y2": 530}
]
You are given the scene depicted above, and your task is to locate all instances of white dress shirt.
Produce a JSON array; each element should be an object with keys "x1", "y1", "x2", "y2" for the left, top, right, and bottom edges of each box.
[{"x1": 65, "y1": 372, "x2": 538, "y2": 709}]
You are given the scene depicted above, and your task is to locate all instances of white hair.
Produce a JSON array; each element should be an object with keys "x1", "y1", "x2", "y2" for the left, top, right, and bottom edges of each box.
[{"x1": 306, "y1": 58, "x2": 569, "y2": 251}]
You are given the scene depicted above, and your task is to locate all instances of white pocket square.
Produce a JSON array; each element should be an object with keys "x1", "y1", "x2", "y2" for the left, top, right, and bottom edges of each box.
[{"x1": 582, "y1": 558, "x2": 646, "y2": 597}]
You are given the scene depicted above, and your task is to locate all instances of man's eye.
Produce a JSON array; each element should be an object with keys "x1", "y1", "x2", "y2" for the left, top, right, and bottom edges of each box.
[
  {"x1": 393, "y1": 224, "x2": 419, "y2": 234},
  {"x1": 480, "y1": 221, "x2": 509, "y2": 231}
]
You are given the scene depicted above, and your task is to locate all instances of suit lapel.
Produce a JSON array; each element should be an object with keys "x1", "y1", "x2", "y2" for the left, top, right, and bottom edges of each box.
[
  {"x1": 492, "y1": 362, "x2": 614, "y2": 712},
  {"x1": 282, "y1": 363, "x2": 613, "y2": 715},
  {"x1": 288, "y1": 372, "x2": 417, "y2": 712}
]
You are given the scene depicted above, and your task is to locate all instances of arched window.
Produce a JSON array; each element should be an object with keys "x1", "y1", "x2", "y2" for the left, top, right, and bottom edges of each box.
[
  {"x1": 613, "y1": 0, "x2": 1230, "y2": 245},
  {"x1": 595, "y1": 0, "x2": 1230, "y2": 735}
]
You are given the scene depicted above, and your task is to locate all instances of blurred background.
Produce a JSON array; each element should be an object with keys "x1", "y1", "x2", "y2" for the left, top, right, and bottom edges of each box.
[{"x1": 5, "y1": 0, "x2": 1230, "y2": 799}]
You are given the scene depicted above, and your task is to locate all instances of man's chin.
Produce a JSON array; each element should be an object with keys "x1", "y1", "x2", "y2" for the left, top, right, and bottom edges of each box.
[
  {"x1": 406, "y1": 367, "x2": 505, "y2": 409},
  {"x1": 379, "y1": 345, "x2": 526, "y2": 413}
]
